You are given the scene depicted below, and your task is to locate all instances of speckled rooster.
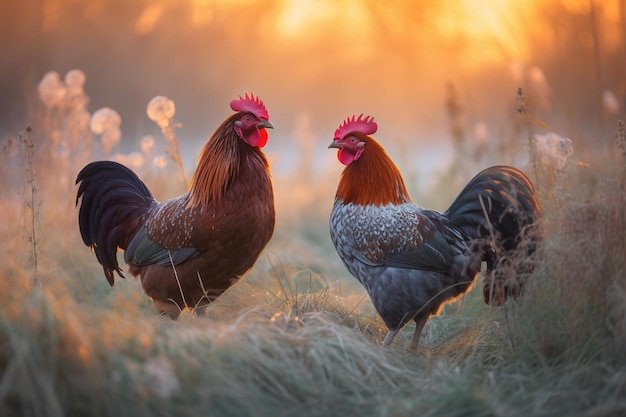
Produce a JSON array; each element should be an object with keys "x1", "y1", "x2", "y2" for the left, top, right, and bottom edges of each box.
[
  {"x1": 76, "y1": 94, "x2": 275, "y2": 317},
  {"x1": 329, "y1": 115, "x2": 542, "y2": 349}
]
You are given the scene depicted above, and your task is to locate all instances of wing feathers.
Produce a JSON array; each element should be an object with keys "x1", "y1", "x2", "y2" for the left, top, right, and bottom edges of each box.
[
  {"x1": 125, "y1": 225, "x2": 200, "y2": 267},
  {"x1": 332, "y1": 203, "x2": 467, "y2": 273}
]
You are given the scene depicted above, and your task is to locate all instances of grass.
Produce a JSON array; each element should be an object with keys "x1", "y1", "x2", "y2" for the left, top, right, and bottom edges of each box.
[{"x1": 1, "y1": 78, "x2": 625, "y2": 416}]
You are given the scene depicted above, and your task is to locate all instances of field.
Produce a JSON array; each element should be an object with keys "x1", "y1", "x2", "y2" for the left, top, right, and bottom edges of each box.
[{"x1": 0, "y1": 71, "x2": 625, "y2": 417}]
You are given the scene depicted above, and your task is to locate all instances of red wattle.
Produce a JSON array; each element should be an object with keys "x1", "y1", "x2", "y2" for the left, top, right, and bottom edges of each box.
[
  {"x1": 337, "y1": 148, "x2": 354, "y2": 166},
  {"x1": 257, "y1": 128, "x2": 268, "y2": 148},
  {"x1": 245, "y1": 128, "x2": 268, "y2": 148}
]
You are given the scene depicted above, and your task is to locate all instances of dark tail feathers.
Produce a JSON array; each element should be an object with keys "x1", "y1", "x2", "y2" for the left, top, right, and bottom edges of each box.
[
  {"x1": 76, "y1": 161, "x2": 155, "y2": 285},
  {"x1": 444, "y1": 165, "x2": 542, "y2": 306}
]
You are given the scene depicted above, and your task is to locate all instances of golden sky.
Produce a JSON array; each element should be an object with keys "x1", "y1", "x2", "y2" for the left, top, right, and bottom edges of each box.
[{"x1": 3, "y1": 0, "x2": 624, "y2": 160}]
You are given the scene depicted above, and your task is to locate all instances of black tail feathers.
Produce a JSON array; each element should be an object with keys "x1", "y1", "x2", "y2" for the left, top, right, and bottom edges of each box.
[
  {"x1": 444, "y1": 166, "x2": 543, "y2": 305},
  {"x1": 76, "y1": 161, "x2": 155, "y2": 285}
]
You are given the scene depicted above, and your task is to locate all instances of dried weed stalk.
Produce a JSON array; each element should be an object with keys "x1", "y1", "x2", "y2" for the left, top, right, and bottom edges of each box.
[
  {"x1": 516, "y1": 87, "x2": 540, "y2": 182},
  {"x1": 19, "y1": 126, "x2": 43, "y2": 284}
]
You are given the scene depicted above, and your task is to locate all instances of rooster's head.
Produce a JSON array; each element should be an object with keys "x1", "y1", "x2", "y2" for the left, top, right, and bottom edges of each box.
[
  {"x1": 329, "y1": 114, "x2": 377, "y2": 166},
  {"x1": 230, "y1": 93, "x2": 273, "y2": 148}
]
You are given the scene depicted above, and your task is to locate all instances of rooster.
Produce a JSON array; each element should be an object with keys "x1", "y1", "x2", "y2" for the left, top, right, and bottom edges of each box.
[
  {"x1": 76, "y1": 93, "x2": 275, "y2": 317},
  {"x1": 328, "y1": 115, "x2": 542, "y2": 349}
]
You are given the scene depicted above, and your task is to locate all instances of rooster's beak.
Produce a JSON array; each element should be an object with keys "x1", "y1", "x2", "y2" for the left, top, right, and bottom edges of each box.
[
  {"x1": 257, "y1": 120, "x2": 274, "y2": 129},
  {"x1": 328, "y1": 140, "x2": 341, "y2": 149}
]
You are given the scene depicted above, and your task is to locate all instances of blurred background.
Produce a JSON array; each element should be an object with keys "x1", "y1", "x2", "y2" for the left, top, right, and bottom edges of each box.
[{"x1": 2, "y1": 0, "x2": 625, "y2": 190}]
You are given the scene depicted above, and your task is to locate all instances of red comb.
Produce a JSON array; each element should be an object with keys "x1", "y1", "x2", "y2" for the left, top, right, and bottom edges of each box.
[
  {"x1": 230, "y1": 93, "x2": 269, "y2": 120},
  {"x1": 334, "y1": 114, "x2": 377, "y2": 140}
]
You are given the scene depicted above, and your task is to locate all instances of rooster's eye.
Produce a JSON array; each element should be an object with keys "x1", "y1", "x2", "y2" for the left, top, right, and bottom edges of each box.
[
  {"x1": 244, "y1": 116, "x2": 252, "y2": 122},
  {"x1": 349, "y1": 137, "x2": 357, "y2": 143}
]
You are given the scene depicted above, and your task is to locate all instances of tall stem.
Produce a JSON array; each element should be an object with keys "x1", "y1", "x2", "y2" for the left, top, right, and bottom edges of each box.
[{"x1": 161, "y1": 121, "x2": 188, "y2": 188}]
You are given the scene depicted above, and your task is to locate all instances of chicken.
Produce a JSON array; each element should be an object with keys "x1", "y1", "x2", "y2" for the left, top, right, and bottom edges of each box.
[
  {"x1": 328, "y1": 115, "x2": 542, "y2": 349},
  {"x1": 76, "y1": 93, "x2": 275, "y2": 317}
]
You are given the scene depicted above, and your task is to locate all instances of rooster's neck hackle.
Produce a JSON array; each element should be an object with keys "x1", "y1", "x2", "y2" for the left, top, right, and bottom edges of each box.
[
  {"x1": 335, "y1": 136, "x2": 411, "y2": 207},
  {"x1": 187, "y1": 114, "x2": 267, "y2": 210}
]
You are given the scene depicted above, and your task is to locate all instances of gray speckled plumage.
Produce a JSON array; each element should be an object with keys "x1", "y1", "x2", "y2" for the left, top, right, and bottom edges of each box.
[
  {"x1": 329, "y1": 165, "x2": 542, "y2": 348},
  {"x1": 330, "y1": 201, "x2": 480, "y2": 332}
]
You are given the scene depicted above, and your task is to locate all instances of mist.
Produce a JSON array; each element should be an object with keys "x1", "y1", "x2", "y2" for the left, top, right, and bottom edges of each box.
[{"x1": 2, "y1": 0, "x2": 625, "y2": 182}]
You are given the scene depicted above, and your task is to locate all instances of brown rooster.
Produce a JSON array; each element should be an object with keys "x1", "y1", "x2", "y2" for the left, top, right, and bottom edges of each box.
[
  {"x1": 76, "y1": 93, "x2": 275, "y2": 317},
  {"x1": 328, "y1": 115, "x2": 542, "y2": 349}
]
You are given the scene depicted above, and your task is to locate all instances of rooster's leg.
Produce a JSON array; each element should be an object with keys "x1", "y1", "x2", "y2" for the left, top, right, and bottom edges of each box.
[
  {"x1": 382, "y1": 329, "x2": 399, "y2": 346},
  {"x1": 408, "y1": 315, "x2": 429, "y2": 351}
]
